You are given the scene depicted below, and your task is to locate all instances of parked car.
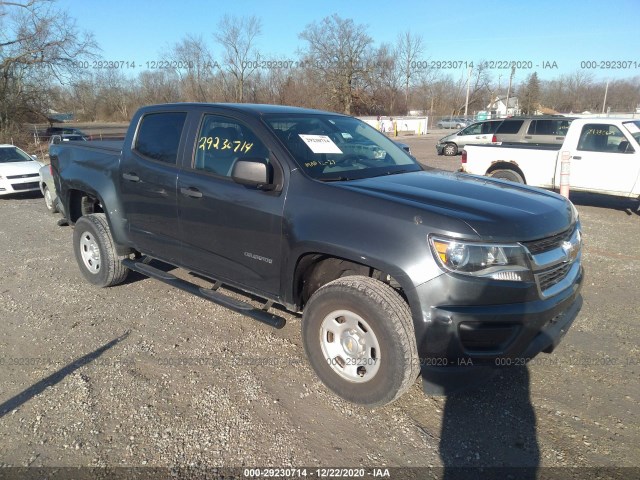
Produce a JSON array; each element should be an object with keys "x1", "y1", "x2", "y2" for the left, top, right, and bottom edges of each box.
[
  {"x1": 494, "y1": 116, "x2": 575, "y2": 144},
  {"x1": 436, "y1": 118, "x2": 471, "y2": 129},
  {"x1": 461, "y1": 118, "x2": 640, "y2": 200},
  {"x1": 51, "y1": 103, "x2": 583, "y2": 406},
  {"x1": 45, "y1": 126, "x2": 89, "y2": 140},
  {"x1": 39, "y1": 164, "x2": 59, "y2": 213},
  {"x1": 0, "y1": 145, "x2": 43, "y2": 196},
  {"x1": 436, "y1": 119, "x2": 503, "y2": 156},
  {"x1": 49, "y1": 134, "x2": 88, "y2": 144}
]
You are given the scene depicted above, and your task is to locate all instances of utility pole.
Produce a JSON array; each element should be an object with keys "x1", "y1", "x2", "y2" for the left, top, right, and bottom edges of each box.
[
  {"x1": 504, "y1": 66, "x2": 516, "y2": 117},
  {"x1": 602, "y1": 80, "x2": 609, "y2": 114},
  {"x1": 464, "y1": 66, "x2": 472, "y2": 117}
]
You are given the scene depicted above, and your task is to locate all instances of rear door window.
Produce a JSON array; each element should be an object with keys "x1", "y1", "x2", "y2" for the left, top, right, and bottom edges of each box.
[
  {"x1": 496, "y1": 120, "x2": 524, "y2": 134},
  {"x1": 134, "y1": 112, "x2": 187, "y2": 164},
  {"x1": 528, "y1": 119, "x2": 572, "y2": 136},
  {"x1": 482, "y1": 121, "x2": 501, "y2": 134}
]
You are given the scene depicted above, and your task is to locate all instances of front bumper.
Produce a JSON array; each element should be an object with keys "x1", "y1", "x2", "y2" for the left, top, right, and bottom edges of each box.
[
  {"x1": 409, "y1": 263, "x2": 584, "y2": 395},
  {"x1": 436, "y1": 144, "x2": 445, "y2": 155},
  {"x1": 0, "y1": 178, "x2": 41, "y2": 195}
]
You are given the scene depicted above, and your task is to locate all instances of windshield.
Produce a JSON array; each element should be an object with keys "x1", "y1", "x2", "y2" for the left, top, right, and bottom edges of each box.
[
  {"x1": 623, "y1": 121, "x2": 640, "y2": 144},
  {"x1": 0, "y1": 147, "x2": 33, "y2": 163},
  {"x1": 263, "y1": 114, "x2": 421, "y2": 181}
]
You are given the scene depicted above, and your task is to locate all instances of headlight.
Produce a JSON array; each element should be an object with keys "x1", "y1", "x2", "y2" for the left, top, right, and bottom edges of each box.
[
  {"x1": 570, "y1": 201, "x2": 579, "y2": 222},
  {"x1": 430, "y1": 237, "x2": 533, "y2": 281}
]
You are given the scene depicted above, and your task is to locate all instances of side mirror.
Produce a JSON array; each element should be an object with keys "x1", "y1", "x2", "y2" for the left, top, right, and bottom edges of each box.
[
  {"x1": 51, "y1": 135, "x2": 62, "y2": 145},
  {"x1": 231, "y1": 159, "x2": 274, "y2": 190}
]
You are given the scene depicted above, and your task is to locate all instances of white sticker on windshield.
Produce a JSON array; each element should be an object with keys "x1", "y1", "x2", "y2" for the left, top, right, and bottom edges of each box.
[
  {"x1": 298, "y1": 134, "x2": 343, "y2": 154},
  {"x1": 624, "y1": 122, "x2": 640, "y2": 134}
]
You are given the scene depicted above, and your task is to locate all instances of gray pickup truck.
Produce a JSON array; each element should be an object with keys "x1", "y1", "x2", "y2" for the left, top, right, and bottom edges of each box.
[{"x1": 50, "y1": 103, "x2": 584, "y2": 406}]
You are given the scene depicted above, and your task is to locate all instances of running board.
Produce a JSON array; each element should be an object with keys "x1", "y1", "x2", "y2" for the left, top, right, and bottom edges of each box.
[{"x1": 121, "y1": 258, "x2": 286, "y2": 329}]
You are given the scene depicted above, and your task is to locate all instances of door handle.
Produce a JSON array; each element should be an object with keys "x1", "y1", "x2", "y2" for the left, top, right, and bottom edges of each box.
[
  {"x1": 524, "y1": 136, "x2": 532, "y2": 139},
  {"x1": 572, "y1": 156, "x2": 582, "y2": 160},
  {"x1": 180, "y1": 187, "x2": 203, "y2": 198},
  {"x1": 122, "y1": 172, "x2": 140, "y2": 182}
]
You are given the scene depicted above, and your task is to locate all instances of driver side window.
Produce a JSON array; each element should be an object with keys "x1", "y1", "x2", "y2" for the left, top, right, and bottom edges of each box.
[
  {"x1": 194, "y1": 115, "x2": 269, "y2": 177},
  {"x1": 462, "y1": 124, "x2": 482, "y2": 135}
]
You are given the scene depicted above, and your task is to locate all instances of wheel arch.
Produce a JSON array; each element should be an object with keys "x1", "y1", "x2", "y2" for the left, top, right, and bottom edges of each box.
[
  {"x1": 289, "y1": 250, "x2": 412, "y2": 312},
  {"x1": 65, "y1": 188, "x2": 132, "y2": 256},
  {"x1": 486, "y1": 161, "x2": 527, "y2": 184}
]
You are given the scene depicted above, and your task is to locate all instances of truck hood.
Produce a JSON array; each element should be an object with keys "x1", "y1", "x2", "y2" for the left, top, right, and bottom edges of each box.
[{"x1": 337, "y1": 170, "x2": 574, "y2": 241}]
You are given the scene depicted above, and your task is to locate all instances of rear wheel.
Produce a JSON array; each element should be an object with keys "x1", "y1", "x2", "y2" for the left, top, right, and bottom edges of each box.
[
  {"x1": 490, "y1": 169, "x2": 524, "y2": 184},
  {"x1": 302, "y1": 276, "x2": 419, "y2": 407},
  {"x1": 443, "y1": 143, "x2": 458, "y2": 156},
  {"x1": 73, "y1": 213, "x2": 129, "y2": 287}
]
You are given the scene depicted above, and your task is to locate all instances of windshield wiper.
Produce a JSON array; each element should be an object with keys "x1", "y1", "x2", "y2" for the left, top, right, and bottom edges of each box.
[
  {"x1": 317, "y1": 176, "x2": 352, "y2": 182},
  {"x1": 370, "y1": 169, "x2": 412, "y2": 178}
]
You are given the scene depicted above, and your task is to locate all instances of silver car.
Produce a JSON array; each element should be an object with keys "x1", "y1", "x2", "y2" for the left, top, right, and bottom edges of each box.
[
  {"x1": 39, "y1": 164, "x2": 59, "y2": 213},
  {"x1": 436, "y1": 118, "x2": 471, "y2": 129},
  {"x1": 436, "y1": 120, "x2": 502, "y2": 156}
]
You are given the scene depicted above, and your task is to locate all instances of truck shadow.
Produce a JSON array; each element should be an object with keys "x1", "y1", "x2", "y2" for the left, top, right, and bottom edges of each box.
[
  {"x1": 0, "y1": 331, "x2": 129, "y2": 418},
  {"x1": 439, "y1": 366, "x2": 539, "y2": 479},
  {"x1": 569, "y1": 191, "x2": 639, "y2": 216}
]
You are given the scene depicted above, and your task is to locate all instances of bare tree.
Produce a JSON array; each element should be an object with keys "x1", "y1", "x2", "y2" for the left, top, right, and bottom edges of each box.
[
  {"x1": 171, "y1": 35, "x2": 216, "y2": 102},
  {"x1": 299, "y1": 14, "x2": 373, "y2": 114},
  {"x1": 396, "y1": 31, "x2": 424, "y2": 110},
  {"x1": 0, "y1": 0, "x2": 97, "y2": 138},
  {"x1": 214, "y1": 15, "x2": 262, "y2": 102}
]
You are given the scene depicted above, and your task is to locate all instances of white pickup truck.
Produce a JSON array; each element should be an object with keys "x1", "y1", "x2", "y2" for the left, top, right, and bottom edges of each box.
[{"x1": 461, "y1": 118, "x2": 640, "y2": 200}]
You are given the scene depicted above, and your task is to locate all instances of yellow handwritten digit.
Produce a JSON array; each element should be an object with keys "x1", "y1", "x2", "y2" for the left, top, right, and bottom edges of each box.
[
  {"x1": 213, "y1": 137, "x2": 220, "y2": 149},
  {"x1": 242, "y1": 142, "x2": 253, "y2": 153},
  {"x1": 222, "y1": 139, "x2": 232, "y2": 150},
  {"x1": 233, "y1": 140, "x2": 242, "y2": 152},
  {"x1": 198, "y1": 137, "x2": 206, "y2": 150}
]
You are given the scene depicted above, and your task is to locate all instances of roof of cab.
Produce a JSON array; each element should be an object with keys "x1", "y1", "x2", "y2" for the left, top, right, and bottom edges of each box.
[{"x1": 139, "y1": 103, "x2": 346, "y2": 117}]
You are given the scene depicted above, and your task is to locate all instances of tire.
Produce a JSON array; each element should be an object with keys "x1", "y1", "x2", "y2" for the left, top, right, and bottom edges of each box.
[
  {"x1": 443, "y1": 143, "x2": 458, "y2": 156},
  {"x1": 43, "y1": 186, "x2": 58, "y2": 213},
  {"x1": 73, "y1": 213, "x2": 129, "y2": 287},
  {"x1": 490, "y1": 169, "x2": 524, "y2": 184},
  {"x1": 302, "y1": 275, "x2": 419, "y2": 407}
]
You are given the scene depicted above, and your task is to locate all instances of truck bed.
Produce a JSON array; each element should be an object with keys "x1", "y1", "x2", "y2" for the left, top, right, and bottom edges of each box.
[{"x1": 66, "y1": 140, "x2": 124, "y2": 152}]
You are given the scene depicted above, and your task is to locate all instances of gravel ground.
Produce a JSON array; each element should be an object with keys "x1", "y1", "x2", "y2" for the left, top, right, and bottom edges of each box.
[{"x1": 0, "y1": 131, "x2": 638, "y2": 479}]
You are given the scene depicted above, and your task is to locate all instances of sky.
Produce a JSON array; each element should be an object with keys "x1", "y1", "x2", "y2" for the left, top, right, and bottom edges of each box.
[{"x1": 54, "y1": 0, "x2": 640, "y2": 84}]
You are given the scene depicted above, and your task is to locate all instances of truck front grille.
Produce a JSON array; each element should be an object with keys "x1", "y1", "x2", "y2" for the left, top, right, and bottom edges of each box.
[
  {"x1": 537, "y1": 263, "x2": 572, "y2": 292},
  {"x1": 522, "y1": 226, "x2": 575, "y2": 254}
]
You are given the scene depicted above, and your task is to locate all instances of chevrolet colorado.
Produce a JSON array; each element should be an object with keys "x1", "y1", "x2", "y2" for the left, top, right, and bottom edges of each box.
[{"x1": 50, "y1": 103, "x2": 584, "y2": 406}]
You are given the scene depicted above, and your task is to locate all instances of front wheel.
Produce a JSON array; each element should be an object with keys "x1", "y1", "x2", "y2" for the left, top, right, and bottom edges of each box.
[
  {"x1": 443, "y1": 143, "x2": 458, "y2": 156},
  {"x1": 73, "y1": 213, "x2": 129, "y2": 287},
  {"x1": 302, "y1": 276, "x2": 419, "y2": 407}
]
